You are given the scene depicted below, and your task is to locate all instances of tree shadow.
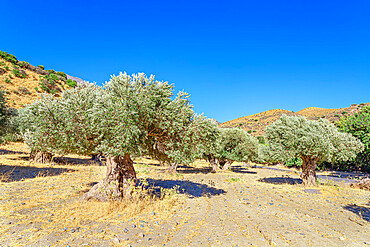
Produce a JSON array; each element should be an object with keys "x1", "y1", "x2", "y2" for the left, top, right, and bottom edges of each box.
[
  {"x1": 343, "y1": 204, "x2": 370, "y2": 222},
  {"x1": 0, "y1": 164, "x2": 75, "y2": 182},
  {"x1": 138, "y1": 178, "x2": 226, "y2": 198},
  {"x1": 0, "y1": 149, "x2": 28, "y2": 155},
  {"x1": 231, "y1": 165, "x2": 257, "y2": 174},
  {"x1": 320, "y1": 171, "x2": 369, "y2": 180},
  {"x1": 177, "y1": 166, "x2": 213, "y2": 174},
  {"x1": 258, "y1": 177, "x2": 302, "y2": 185},
  {"x1": 53, "y1": 156, "x2": 100, "y2": 166}
]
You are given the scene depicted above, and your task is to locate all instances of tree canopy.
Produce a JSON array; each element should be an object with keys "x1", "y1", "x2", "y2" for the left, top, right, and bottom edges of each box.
[
  {"x1": 18, "y1": 72, "x2": 217, "y2": 200},
  {"x1": 263, "y1": 115, "x2": 364, "y2": 185}
]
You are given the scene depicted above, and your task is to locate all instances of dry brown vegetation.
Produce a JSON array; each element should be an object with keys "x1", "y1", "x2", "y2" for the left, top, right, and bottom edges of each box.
[
  {"x1": 221, "y1": 103, "x2": 370, "y2": 136},
  {"x1": 0, "y1": 57, "x2": 70, "y2": 109}
]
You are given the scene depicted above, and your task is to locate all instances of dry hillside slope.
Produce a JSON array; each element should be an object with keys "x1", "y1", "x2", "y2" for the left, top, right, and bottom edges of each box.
[
  {"x1": 0, "y1": 51, "x2": 80, "y2": 109},
  {"x1": 221, "y1": 103, "x2": 370, "y2": 136}
]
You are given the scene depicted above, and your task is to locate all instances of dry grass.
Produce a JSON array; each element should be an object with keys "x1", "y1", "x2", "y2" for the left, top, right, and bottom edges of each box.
[
  {"x1": 0, "y1": 58, "x2": 69, "y2": 109},
  {"x1": 0, "y1": 142, "x2": 184, "y2": 246}
]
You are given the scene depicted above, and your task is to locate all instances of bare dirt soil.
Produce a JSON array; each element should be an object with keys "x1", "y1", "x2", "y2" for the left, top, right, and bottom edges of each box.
[{"x1": 0, "y1": 143, "x2": 369, "y2": 246}]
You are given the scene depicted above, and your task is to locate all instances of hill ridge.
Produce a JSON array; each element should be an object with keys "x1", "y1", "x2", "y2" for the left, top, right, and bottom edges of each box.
[{"x1": 220, "y1": 103, "x2": 370, "y2": 136}]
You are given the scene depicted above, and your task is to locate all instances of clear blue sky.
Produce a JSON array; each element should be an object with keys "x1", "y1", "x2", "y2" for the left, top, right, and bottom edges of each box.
[{"x1": 1, "y1": 0, "x2": 369, "y2": 122}]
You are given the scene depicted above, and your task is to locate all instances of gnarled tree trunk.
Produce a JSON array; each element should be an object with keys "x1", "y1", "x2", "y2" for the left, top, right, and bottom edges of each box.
[
  {"x1": 206, "y1": 155, "x2": 219, "y2": 173},
  {"x1": 167, "y1": 163, "x2": 179, "y2": 173},
  {"x1": 222, "y1": 160, "x2": 234, "y2": 171},
  {"x1": 30, "y1": 150, "x2": 53, "y2": 163},
  {"x1": 301, "y1": 157, "x2": 318, "y2": 186},
  {"x1": 82, "y1": 154, "x2": 137, "y2": 201}
]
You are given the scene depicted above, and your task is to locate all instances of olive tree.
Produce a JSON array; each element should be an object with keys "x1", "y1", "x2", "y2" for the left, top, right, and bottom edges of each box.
[
  {"x1": 203, "y1": 128, "x2": 258, "y2": 171},
  {"x1": 19, "y1": 72, "x2": 214, "y2": 201},
  {"x1": 264, "y1": 115, "x2": 364, "y2": 186}
]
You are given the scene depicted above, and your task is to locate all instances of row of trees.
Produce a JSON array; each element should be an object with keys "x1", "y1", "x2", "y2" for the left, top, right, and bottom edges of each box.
[{"x1": 0, "y1": 71, "x2": 366, "y2": 200}]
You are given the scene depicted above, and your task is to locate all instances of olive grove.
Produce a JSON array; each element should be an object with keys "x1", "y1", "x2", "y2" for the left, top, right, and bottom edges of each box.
[
  {"x1": 261, "y1": 115, "x2": 364, "y2": 186},
  {"x1": 18, "y1": 72, "x2": 217, "y2": 201}
]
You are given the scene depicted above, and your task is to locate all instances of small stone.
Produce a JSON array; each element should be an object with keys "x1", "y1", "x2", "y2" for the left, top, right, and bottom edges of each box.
[
  {"x1": 340, "y1": 237, "x2": 345, "y2": 240},
  {"x1": 48, "y1": 220, "x2": 53, "y2": 222},
  {"x1": 21, "y1": 203, "x2": 25, "y2": 205},
  {"x1": 63, "y1": 227, "x2": 68, "y2": 231},
  {"x1": 114, "y1": 237, "x2": 120, "y2": 243},
  {"x1": 132, "y1": 224, "x2": 136, "y2": 228},
  {"x1": 139, "y1": 232, "x2": 145, "y2": 238},
  {"x1": 71, "y1": 229, "x2": 75, "y2": 233},
  {"x1": 155, "y1": 221, "x2": 159, "y2": 225},
  {"x1": 124, "y1": 228, "x2": 129, "y2": 233},
  {"x1": 98, "y1": 230, "x2": 104, "y2": 233},
  {"x1": 151, "y1": 211, "x2": 155, "y2": 215}
]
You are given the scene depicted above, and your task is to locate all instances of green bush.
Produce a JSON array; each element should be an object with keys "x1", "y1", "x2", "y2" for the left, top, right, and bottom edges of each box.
[
  {"x1": 37, "y1": 65, "x2": 44, "y2": 70},
  {"x1": 336, "y1": 106, "x2": 370, "y2": 172},
  {"x1": 66, "y1": 79, "x2": 77, "y2": 87},
  {"x1": 335, "y1": 114, "x2": 340, "y2": 118},
  {"x1": 342, "y1": 111, "x2": 347, "y2": 115},
  {"x1": 56, "y1": 71, "x2": 67, "y2": 79},
  {"x1": 5, "y1": 78, "x2": 11, "y2": 84},
  {"x1": 0, "y1": 51, "x2": 18, "y2": 65},
  {"x1": 257, "y1": 136, "x2": 265, "y2": 144},
  {"x1": 4, "y1": 66, "x2": 9, "y2": 71},
  {"x1": 247, "y1": 130, "x2": 252, "y2": 133},
  {"x1": 285, "y1": 157, "x2": 303, "y2": 167},
  {"x1": 12, "y1": 69, "x2": 26, "y2": 78}
]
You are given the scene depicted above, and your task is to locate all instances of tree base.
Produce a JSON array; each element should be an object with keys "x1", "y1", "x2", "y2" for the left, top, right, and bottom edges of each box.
[
  {"x1": 82, "y1": 154, "x2": 137, "y2": 201},
  {"x1": 30, "y1": 151, "x2": 53, "y2": 163}
]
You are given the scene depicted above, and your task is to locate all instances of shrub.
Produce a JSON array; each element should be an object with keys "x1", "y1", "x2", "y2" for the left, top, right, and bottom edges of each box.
[
  {"x1": 5, "y1": 78, "x2": 11, "y2": 84},
  {"x1": 257, "y1": 136, "x2": 265, "y2": 144},
  {"x1": 18, "y1": 86, "x2": 31, "y2": 95},
  {"x1": 342, "y1": 111, "x2": 347, "y2": 115},
  {"x1": 56, "y1": 71, "x2": 67, "y2": 79},
  {"x1": 0, "y1": 51, "x2": 18, "y2": 65},
  {"x1": 4, "y1": 66, "x2": 9, "y2": 71},
  {"x1": 66, "y1": 79, "x2": 77, "y2": 87},
  {"x1": 12, "y1": 69, "x2": 26, "y2": 78},
  {"x1": 247, "y1": 130, "x2": 252, "y2": 133},
  {"x1": 285, "y1": 157, "x2": 303, "y2": 167},
  {"x1": 336, "y1": 106, "x2": 370, "y2": 172},
  {"x1": 37, "y1": 65, "x2": 44, "y2": 70},
  {"x1": 335, "y1": 114, "x2": 340, "y2": 118}
]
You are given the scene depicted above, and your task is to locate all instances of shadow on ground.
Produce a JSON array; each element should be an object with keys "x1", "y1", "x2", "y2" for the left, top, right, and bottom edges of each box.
[
  {"x1": 177, "y1": 166, "x2": 213, "y2": 174},
  {"x1": 231, "y1": 165, "x2": 257, "y2": 174},
  {"x1": 0, "y1": 164, "x2": 75, "y2": 182},
  {"x1": 258, "y1": 177, "x2": 302, "y2": 185},
  {"x1": 177, "y1": 165, "x2": 257, "y2": 175},
  {"x1": 343, "y1": 204, "x2": 370, "y2": 222},
  {"x1": 139, "y1": 178, "x2": 226, "y2": 198},
  {"x1": 53, "y1": 157, "x2": 100, "y2": 166},
  {"x1": 0, "y1": 149, "x2": 28, "y2": 155}
]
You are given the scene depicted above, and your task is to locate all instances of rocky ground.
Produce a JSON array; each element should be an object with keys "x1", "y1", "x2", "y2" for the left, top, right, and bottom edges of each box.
[{"x1": 0, "y1": 143, "x2": 369, "y2": 246}]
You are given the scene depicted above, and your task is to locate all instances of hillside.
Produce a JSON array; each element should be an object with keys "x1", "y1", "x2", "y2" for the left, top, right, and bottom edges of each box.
[
  {"x1": 221, "y1": 103, "x2": 370, "y2": 136},
  {"x1": 0, "y1": 51, "x2": 79, "y2": 108}
]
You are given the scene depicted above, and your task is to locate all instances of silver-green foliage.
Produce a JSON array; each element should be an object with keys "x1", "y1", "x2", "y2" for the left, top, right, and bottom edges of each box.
[
  {"x1": 262, "y1": 115, "x2": 364, "y2": 164},
  {"x1": 19, "y1": 72, "x2": 215, "y2": 165},
  {"x1": 217, "y1": 128, "x2": 259, "y2": 163}
]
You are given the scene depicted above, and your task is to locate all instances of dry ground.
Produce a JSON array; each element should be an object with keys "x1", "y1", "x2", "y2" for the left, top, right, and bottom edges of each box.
[{"x1": 0, "y1": 143, "x2": 369, "y2": 247}]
